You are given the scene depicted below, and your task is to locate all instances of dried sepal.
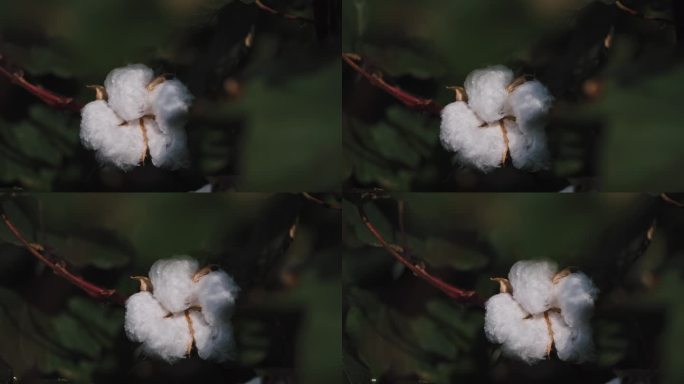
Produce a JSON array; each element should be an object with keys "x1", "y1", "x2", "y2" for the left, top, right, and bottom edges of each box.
[
  {"x1": 131, "y1": 275, "x2": 153, "y2": 292},
  {"x1": 183, "y1": 309, "x2": 195, "y2": 356},
  {"x1": 146, "y1": 74, "x2": 173, "y2": 91},
  {"x1": 490, "y1": 277, "x2": 512, "y2": 293},
  {"x1": 446, "y1": 86, "x2": 468, "y2": 102},
  {"x1": 192, "y1": 265, "x2": 220, "y2": 283},
  {"x1": 87, "y1": 85, "x2": 108, "y2": 100},
  {"x1": 506, "y1": 75, "x2": 533, "y2": 93},
  {"x1": 543, "y1": 311, "x2": 554, "y2": 357},
  {"x1": 552, "y1": 268, "x2": 575, "y2": 284}
]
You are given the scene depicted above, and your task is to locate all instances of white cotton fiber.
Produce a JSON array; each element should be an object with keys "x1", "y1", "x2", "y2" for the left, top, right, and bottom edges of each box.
[
  {"x1": 149, "y1": 79, "x2": 193, "y2": 134},
  {"x1": 104, "y1": 64, "x2": 154, "y2": 121},
  {"x1": 144, "y1": 118, "x2": 189, "y2": 169},
  {"x1": 464, "y1": 65, "x2": 514, "y2": 123},
  {"x1": 125, "y1": 291, "x2": 168, "y2": 343},
  {"x1": 81, "y1": 64, "x2": 193, "y2": 170},
  {"x1": 80, "y1": 100, "x2": 121, "y2": 151},
  {"x1": 552, "y1": 272, "x2": 599, "y2": 328},
  {"x1": 484, "y1": 293, "x2": 528, "y2": 344},
  {"x1": 509, "y1": 260, "x2": 558, "y2": 315},
  {"x1": 194, "y1": 270, "x2": 240, "y2": 325},
  {"x1": 80, "y1": 100, "x2": 146, "y2": 170},
  {"x1": 500, "y1": 315, "x2": 550, "y2": 364},
  {"x1": 549, "y1": 312, "x2": 594, "y2": 363},
  {"x1": 190, "y1": 311, "x2": 235, "y2": 362},
  {"x1": 125, "y1": 257, "x2": 241, "y2": 364},
  {"x1": 484, "y1": 260, "x2": 597, "y2": 364},
  {"x1": 440, "y1": 101, "x2": 506, "y2": 172},
  {"x1": 441, "y1": 65, "x2": 554, "y2": 173},
  {"x1": 504, "y1": 119, "x2": 550, "y2": 171},
  {"x1": 485, "y1": 293, "x2": 550, "y2": 364},
  {"x1": 140, "y1": 313, "x2": 193, "y2": 363},
  {"x1": 506, "y1": 80, "x2": 554, "y2": 131},
  {"x1": 149, "y1": 256, "x2": 199, "y2": 313}
]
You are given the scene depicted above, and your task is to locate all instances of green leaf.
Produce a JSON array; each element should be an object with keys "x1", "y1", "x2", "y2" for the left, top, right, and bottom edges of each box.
[
  {"x1": 596, "y1": 67, "x2": 684, "y2": 190},
  {"x1": 423, "y1": 236, "x2": 489, "y2": 271},
  {"x1": 44, "y1": 231, "x2": 131, "y2": 269},
  {"x1": 238, "y1": 63, "x2": 341, "y2": 191}
]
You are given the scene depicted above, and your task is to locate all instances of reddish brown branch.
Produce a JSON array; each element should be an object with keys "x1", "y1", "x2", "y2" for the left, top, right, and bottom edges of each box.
[
  {"x1": 255, "y1": 0, "x2": 314, "y2": 24},
  {"x1": 301, "y1": 192, "x2": 342, "y2": 210},
  {"x1": 356, "y1": 204, "x2": 483, "y2": 305},
  {"x1": 342, "y1": 53, "x2": 442, "y2": 115},
  {"x1": 660, "y1": 193, "x2": 684, "y2": 208},
  {"x1": 615, "y1": 1, "x2": 674, "y2": 25},
  {"x1": 0, "y1": 55, "x2": 82, "y2": 111},
  {"x1": 1, "y1": 210, "x2": 125, "y2": 305}
]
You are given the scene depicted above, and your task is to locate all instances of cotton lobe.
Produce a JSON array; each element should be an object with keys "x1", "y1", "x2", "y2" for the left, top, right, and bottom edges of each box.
[
  {"x1": 440, "y1": 65, "x2": 553, "y2": 172},
  {"x1": 124, "y1": 256, "x2": 240, "y2": 363},
  {"x1": 508, "y1": 259, "x2": 557, "y2": 315},
  {"x1": 484, "y1": 260, "x2": 598, "y2": 364},
  {"x1": 80, "y1": 64, "x2": 192, "y2": 170}
]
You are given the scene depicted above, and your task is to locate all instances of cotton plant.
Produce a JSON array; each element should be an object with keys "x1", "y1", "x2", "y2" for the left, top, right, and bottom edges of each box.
[
  {"x1": 80, "y1": 64, "x2": 193, "y2": 170},
  {"x1": 440, "y1": 65, "x2": 554, "y2": 172},
  {"x1": 484, "y1": 260, "x2": 598, "y2": 364},
  {"x1": 125, "y1": 256, "x2": 239, "y2": 363}
]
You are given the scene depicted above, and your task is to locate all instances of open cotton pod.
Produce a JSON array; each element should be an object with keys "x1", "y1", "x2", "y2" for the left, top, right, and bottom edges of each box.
[
  {"x1": 440, "y1": 65, "x2": 554, "y2": 172},
  {"x1": 80, "y1": 64, "x2": 192, "y2": 170},
  {"x1": 484, "y1": 260, "x2": 598, "y2": 364},
  {"x1": 124, "y1": 256, "x2": 240, "y2": 363},
  {"x1": 440, "y1": 101, "x2": 506, "y2": 172}
]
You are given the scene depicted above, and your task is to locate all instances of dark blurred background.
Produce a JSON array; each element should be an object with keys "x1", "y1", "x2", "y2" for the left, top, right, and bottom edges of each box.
[
  {"x1": 343, "y1": 193, "x2": 684, "y2": 383},
  {"x1": 0, "y1": 0, "x2": 341, "y2": 191},
  {"x1": 343, "y1": 0, "x2": 684, "y2": 191},
  {"x1": 0, "y1": 193, "x2": 341, "y2": 383}
]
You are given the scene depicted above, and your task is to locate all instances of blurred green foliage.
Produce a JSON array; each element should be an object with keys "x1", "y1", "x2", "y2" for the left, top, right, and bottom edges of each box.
[
  {"x1": 343, "y1": 0, "x2": 683, "y2": 191},
  {"x1": 0, "y1": 193, "x2": 341, "y2": 383},
  {"x1": 0, "y1": 0, "x2": 341, "y2": 191},
  {"x1": 343, "y1": 193, "x2": 684, "y2": 383}
]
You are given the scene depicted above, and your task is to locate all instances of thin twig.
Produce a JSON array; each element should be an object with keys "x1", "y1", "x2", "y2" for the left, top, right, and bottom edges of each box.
[
  {"x1": 660, "y1": 193, "x2": 684, "y2": 208},
  {"x1": 301, "y1": 192, "x2": 342, "y2": 210},
  {"x1": 397, "y1": 200, "x2": 408, "y2": 252},
  {"x1": 342, "y1": 53, "x2": 442, "y2": 115},
  {"x1": 255, "y1": 0, "x2": 314, "y2": 24},
  {"x1": 0, "y1": 209, "x2": 125, "y2": 305},
  {"x1": 615, "y1": 1, "x2": 674, "y2": 25},
  {"x1": 356, "y1": 204, "x2": 483, "y2": 305},
  {"x1": 0, "y1": 55, "x2": 81, "y2": 111}
]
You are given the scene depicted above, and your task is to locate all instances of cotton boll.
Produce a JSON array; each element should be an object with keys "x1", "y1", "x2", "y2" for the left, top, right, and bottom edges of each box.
[
  {"x1": 149, "y1": 79, "x2": 193, "y2": 133},
  {"x1": 500, "y1": 315, "x2": 550, "y2": 364},
  {"x1": 464, "y1": 65, "x2": 514, "y2": 123},
  {"x1": 141, "y1": 313, "x2": 193, "y2": 363},
  {"x1": 143, "y1": 118, "x2": 189, "y2": 169},
  {"x1": 549, "y1": 312, "x2": 594, "y2": 363},
  {"x1": 484, "y1": 293, "x2": 528, "y2": 344},
  {"x1": 440, "y1": 101, "x2": 481, "y2": 153},
  {"x1": 149, "y1": 256, "x2": 199, "y2": 313},
  {"x1": 80, "y1": 100, "x2": 146, "y2": 170},
  {"x1": 509, "y1": 260, "x2": 558, "y2": 315},
  {"x1": 504, "y1": 119, "x2": 550, "y2": 171},
  {"x1": 190, "y1": 312, "x2": 235, "y2": 362},
  {"x1": 80, "y1": 100, "x2": 122, "y2": 150},
  {"x1": 553, "y1": 272, "x2": 599, "y2": 328},
  {"x1": 125, "y1": 292, "x2": 168, "y2": 343},
  {"x1": 104, "y1": 64, "x2": 154, "y2": 121},
  {"x1": 507, "y1": 80, "x2": 553, "y2": 131},
  {"x1": 194, "y1": 270, "x2": 240, "y2": 325},
  {"x1": 484, "y1": 293, "x2": 550, "y2": 364},
  {"x1": 440, "y1": 101, "x2": 505, "y2": 172}
]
